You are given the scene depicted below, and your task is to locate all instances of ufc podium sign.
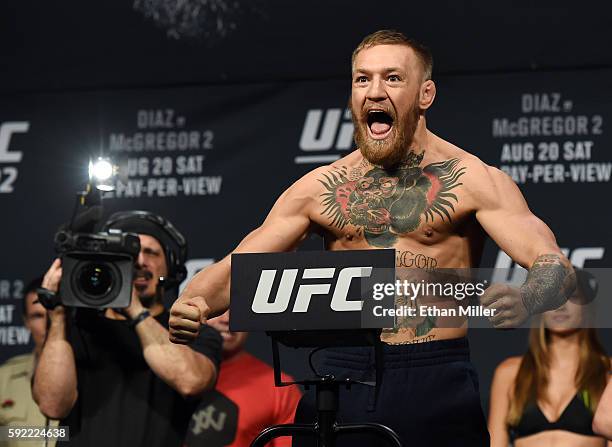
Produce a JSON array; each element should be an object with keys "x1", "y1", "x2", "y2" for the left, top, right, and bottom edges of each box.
[{"x1": 230, "y1": 250, "x2": 395, "y2": 331}]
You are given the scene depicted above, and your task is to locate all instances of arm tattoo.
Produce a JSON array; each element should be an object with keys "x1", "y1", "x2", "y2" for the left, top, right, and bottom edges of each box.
[{"x1": 520, "y1": 254, "x2": 576, "y2": 314}]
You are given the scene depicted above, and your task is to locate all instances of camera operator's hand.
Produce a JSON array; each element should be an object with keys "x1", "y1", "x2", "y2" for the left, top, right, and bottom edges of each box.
[
  {"x1": 42, "y1": 258, "x2": 66, "y2": 321},
  {"x1": 42, "y1": 258, "x2": 63, "y2": 293},
  {"x1": 168, "y1": 296, "x2": 210, "y2": 344},
  {"x1": 123, "y1": 289, "x2": 146, "y2": 320}
]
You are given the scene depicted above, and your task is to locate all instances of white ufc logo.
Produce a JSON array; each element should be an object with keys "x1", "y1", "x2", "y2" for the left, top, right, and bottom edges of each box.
[
  {"x1": 295, "y1": 109, "x2": 353, "y2": 164},
  {"x1": 251, "y1": 267, "x2": 372, "y2": 314},
  {"x1": 0, "y1": 122, "x2": 29, "y2": 163},
  {"x1": 492, "y1": 247, "x2": 605, "y2": 285}
]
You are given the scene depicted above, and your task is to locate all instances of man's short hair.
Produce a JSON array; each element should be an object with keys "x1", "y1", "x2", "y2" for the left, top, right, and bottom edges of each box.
[{"x1": 352, "y1": 29, "x2": 433, "y2": 81}]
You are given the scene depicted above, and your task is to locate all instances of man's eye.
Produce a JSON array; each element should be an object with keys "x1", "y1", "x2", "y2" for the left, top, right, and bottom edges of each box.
[
  {"x1": 388, "y1": 75, "x2": 401, "y2": 82},
  {"x1": 355, "y1": 76, "x2": 368, "y2": 83}
]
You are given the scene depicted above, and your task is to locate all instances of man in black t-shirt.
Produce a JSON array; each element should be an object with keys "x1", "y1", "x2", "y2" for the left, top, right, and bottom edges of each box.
[{"x1": 32, "y1": 211, "x2": 222, "y2": 447}]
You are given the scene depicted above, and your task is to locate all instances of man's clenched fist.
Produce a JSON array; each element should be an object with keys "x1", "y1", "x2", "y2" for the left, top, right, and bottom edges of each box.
[
  {"x1": 479, "y1": 283, "x2": 529, "y2": 329},
  {"x1": 169, "y1": 296, "x2": 210, "y2": 344}
]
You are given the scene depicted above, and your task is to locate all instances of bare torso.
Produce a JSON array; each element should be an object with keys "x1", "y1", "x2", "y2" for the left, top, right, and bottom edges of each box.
[
  {"x1": 515, "y1": 429, "x2": 606, "y2": 447},
  {"x1": 306, "y1": 135, "x2": 487, "y2": 344}
]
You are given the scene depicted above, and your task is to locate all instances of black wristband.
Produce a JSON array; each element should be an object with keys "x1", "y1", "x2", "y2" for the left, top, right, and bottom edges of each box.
[
  {"x1": 130, "y1": 310, "x2": 151, "y2": 328},
  {"x1": 36, "y1": 287, "x2": 62, "y2": 310}
]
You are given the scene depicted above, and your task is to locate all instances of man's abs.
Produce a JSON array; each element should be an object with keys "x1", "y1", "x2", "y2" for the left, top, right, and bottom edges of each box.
[{"x1": 325, "y1": 240, "x2": 475, "y2": 345}]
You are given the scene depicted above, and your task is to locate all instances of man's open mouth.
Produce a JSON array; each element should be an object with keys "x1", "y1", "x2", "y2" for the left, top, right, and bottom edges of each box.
[{"x1": 366, "y1": 109, "x2": 394, "y2": 140}]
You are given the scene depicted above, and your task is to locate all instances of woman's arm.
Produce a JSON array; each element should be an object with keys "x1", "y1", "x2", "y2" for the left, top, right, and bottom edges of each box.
[{"x1": 593, "y1": 373, "x2": 612, "y2": 440}]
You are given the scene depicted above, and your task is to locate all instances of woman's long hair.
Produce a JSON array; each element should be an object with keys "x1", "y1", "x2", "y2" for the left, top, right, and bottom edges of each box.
[{"x1": 507, "y1": 322, "x2": 609, "y2": 426}]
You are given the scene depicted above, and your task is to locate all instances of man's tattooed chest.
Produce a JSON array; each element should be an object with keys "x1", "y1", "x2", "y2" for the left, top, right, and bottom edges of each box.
[{"x1": 318, "y1": 152, "x2": 466, "y2": 248}]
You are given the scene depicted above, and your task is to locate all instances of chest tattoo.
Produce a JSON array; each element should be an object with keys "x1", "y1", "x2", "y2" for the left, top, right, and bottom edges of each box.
[{"x1": 319, "y1": 152, "x2": 466, "y2": 247}]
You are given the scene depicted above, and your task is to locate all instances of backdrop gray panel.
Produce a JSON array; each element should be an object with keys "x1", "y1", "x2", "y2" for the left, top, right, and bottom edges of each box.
[{"x1": 1, "y1": 69, "x2": 610, "y2": 411}]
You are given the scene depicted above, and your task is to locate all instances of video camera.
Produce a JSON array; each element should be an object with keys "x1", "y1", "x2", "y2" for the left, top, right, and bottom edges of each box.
[
  {"x1": 55, "y1": 229, "x2": 140, "y2": 308},
  {"x1": 39, "y1": 157, "x2": 187, "y2": 310},
  {"x1": 44, "y1": 157, "x2": 141, "y2": 309}
]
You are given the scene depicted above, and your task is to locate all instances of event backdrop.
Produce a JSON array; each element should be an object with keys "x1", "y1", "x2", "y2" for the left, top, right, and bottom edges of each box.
[{"x1": 1, "y1": 0, "x2": 611, "y2": 410}]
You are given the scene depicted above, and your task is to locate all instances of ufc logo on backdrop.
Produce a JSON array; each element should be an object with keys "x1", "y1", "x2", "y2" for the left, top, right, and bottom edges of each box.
[
  {"x1": 295, "y1": 108, "x2": 353, "y2": 164},
  {"x1": 492, "y1": 247, "x2": 605, "y2": 285},
  {"x1": 0, "y1": 122, "x2": 28, "y2": 194},
  {"x1": 180, "y1": 258, "x2": 214, "y2": 294},
  {"x1": 0, "y1": 122, "x2": 28, "y2": 163},
  {"x1": 251, "y1": 267, "x2": 372, "y2": 314}
]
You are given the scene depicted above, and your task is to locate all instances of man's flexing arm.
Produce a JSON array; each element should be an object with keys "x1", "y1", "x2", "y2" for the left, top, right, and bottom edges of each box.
[
  {"x1": 474, "y1": 165, "x2": 575, "y2": 327},
  {"x1": 169, "y1": 170, "x2": 320, "y2": 344}
]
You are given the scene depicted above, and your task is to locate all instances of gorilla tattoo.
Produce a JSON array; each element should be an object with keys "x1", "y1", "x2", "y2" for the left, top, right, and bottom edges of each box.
[{"x1": 319, "y1": 152, "x2": 466, "y2": 247}]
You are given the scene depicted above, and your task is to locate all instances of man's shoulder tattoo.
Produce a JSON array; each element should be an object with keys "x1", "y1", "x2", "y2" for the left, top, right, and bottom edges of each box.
[{"x1": 318, "y1": 151, "x2": 466, "y2": 247}]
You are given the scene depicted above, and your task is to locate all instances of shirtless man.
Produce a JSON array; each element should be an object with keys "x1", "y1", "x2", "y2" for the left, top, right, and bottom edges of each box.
[{"x1": 169, "y1": 30, "x2": 575, "y2": 446}]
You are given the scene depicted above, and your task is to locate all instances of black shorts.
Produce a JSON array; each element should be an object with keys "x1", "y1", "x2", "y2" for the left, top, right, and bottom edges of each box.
[{"x1": 293, "y1": 338, "x2": 489, "y2": 447}]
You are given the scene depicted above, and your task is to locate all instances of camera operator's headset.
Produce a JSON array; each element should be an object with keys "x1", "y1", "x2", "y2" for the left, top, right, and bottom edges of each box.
[{"x1": 101, "y1": 210, "x2": 188, "y2": 288}]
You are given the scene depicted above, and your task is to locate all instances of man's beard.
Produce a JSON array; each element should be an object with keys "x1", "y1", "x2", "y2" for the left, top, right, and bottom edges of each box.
[
  {"x1": 352, "y1": 101, "x2": 421, "y2": 169},
  {"x1": 134, "y1": 272, "x2": 160, "y2": 308},
  {"x1": 138, "y1": 292, "x2": 157, "y2": 308}
]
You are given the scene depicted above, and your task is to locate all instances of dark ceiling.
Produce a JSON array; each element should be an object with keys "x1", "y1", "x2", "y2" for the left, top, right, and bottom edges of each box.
[{"x1": 2, "y1": 0, "x2": 611, "y2": 93}]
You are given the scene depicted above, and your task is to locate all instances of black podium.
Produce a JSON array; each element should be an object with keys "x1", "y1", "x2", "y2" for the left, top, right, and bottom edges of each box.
[{"x1": 230, "y1": 249, "x2": 402, "y2": 447}]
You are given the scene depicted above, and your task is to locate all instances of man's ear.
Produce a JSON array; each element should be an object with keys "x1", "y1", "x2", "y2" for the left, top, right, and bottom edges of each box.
[{"x1": 419, "y1": 80, "x2": 436, "y2": 110}]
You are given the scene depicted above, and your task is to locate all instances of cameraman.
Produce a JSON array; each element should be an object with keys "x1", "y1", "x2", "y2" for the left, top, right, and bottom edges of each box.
[{"x1": 32, "y1": 211, "x2": 222, "y2": 447}]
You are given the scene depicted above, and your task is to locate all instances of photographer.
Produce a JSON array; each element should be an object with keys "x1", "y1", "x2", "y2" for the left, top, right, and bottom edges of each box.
[{"x1": 32, "y1": 211, "x2": 222, "y2": 447}]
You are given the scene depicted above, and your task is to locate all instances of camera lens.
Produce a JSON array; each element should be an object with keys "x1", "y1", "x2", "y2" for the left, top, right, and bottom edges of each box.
[{"x1": 78, "y1": 263, "x2": 113, "y2": 298}]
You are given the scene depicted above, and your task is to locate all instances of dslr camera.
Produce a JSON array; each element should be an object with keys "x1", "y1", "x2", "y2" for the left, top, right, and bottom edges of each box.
[{"x1": 55, "y1": 229, "x2": 140, "y2": 308}]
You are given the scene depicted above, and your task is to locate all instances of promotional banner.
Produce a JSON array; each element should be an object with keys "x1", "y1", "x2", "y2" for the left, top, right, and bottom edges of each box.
[{"x1": 1, "y1": 68, "x2": 610, "y2": 407}]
